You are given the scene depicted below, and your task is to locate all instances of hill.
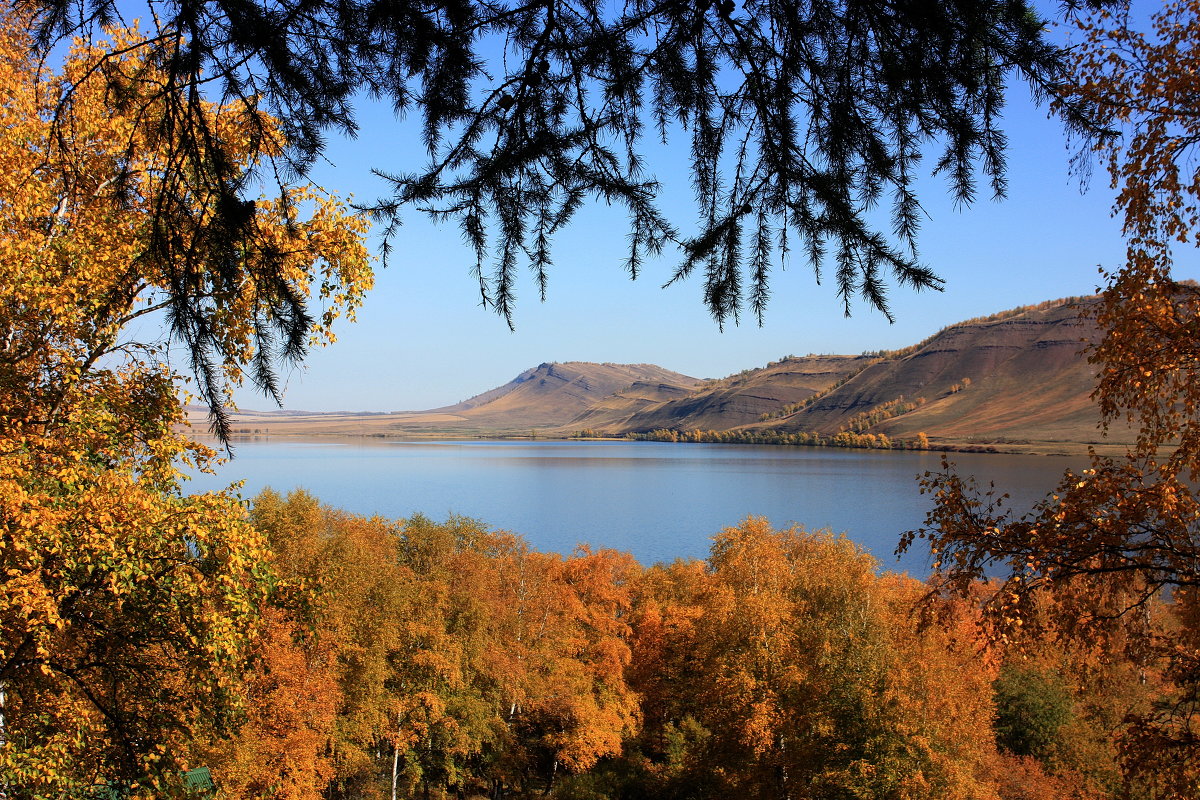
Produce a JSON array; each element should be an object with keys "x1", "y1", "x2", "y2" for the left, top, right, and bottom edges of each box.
[
  {"x1": 562, "y1": 354, "x2": 868, "y2": 434},
  {"x1": 749, "y1": 297, "x2": 1123, "y2": 451},
  {"x1": 209, "y1": 362, "x2": 700, "y2": 437},
  {"x1": 595, "y1": 297, "x2": 1129, "y2": 454},
  {"x1": 205, "y1": 297, "x2": 1134, "y2": 454},
  {"x1": 430, "y1": 362, "x2": 701, "y2": 429}
]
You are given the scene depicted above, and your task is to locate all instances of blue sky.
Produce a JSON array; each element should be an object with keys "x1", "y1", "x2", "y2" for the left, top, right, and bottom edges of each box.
[{"x1": 222, "y1": 12, "x2": 1152, "y2": 413}]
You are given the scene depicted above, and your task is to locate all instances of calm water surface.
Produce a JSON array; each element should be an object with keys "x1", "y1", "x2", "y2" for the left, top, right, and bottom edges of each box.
[{"x1": 189, "y1": 439, "x2": 1083, "y2": 574}]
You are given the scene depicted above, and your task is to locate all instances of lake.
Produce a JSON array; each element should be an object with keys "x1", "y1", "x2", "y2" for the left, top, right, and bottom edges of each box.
[{"x1": 187, "y1": 439, "x2": 1084, "y2": 574}]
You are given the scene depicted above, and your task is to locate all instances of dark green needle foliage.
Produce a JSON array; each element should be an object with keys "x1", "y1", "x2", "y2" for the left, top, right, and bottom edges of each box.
[
  {"x1": 22, "y1": 0, "x2": 1083, "y2": 336},
  {"x1": 993, "y1": 663, "x2": 1075, "y2": 762}
]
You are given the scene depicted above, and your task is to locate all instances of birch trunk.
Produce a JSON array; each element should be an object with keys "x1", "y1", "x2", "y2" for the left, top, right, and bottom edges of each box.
[
  {"x1": 0, "y1": 682, "x2": 6, "y2": 800},
  {"x1": 391, "y1": 726, "x2": 401, "y2": 800}
]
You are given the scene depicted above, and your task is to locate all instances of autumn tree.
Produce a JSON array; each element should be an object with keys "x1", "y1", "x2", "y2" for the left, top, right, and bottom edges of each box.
[
  {"x1": 623, "y1": 517, "x2": 1002, "y2": 800},
  {"x1": 14, "y1": 0, "x2": 1089, "y2": 334},
  {"x1": 383, "y1": 513, "x2": 504, "y2": 800},
  {"x1": 0, "y1": 10, "x2": 369, "y2": 794},
  {"x1": 466, "y1": 539, "x2": 640, "y2": 797},
  {"x1": 197, "y1": 607, "x2": 341, "y2": 800},
  {"x1": 219, "y1": 493, "x2": 466, "y2": 800},
  {"x1": 242, "y1": 492, "x2": 643, "y2": 800},
  {"x1": 293, "y1": 504, "x2": 413, "y2": 799},
  {"x1": 902, "y1": 2, "x2": 1200, "y2": 795}
]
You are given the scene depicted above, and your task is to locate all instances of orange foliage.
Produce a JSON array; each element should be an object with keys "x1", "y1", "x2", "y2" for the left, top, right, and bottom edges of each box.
[
  {"x1": 203, "y1": 609, "x2": 341, "y2": 800},
  {"x1": 473, "y1": 541, "x2": 641, "y2": 792},
  {"x1": 628, "y1": 518, "x2": 1004, "y2": 800},
  {"x1": 245, "y1": 495, "x2": 643, "y2": 799},
  {"x1": 978, "y1": 753, "x2": 1098, "y2": 800},
  {"x1": 214, "y1": 501, "x2": 1158, "y2": 799}
]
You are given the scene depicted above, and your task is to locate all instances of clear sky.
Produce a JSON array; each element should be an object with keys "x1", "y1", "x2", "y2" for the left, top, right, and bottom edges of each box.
[{"x1": 217, "y1": 12, "x2": 1162, "y2": 413}]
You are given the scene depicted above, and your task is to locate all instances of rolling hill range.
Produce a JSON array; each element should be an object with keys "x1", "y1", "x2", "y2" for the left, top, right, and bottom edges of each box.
[
  {"x1": 546, "y1": 296, "x2": 1131, "y2": 453},
  {"x1": 208, "y1": 362, "x2": 701, "y2": 437},
  {"x1": 205, "y1": 296, "x2": 1135, "y2": 453}
]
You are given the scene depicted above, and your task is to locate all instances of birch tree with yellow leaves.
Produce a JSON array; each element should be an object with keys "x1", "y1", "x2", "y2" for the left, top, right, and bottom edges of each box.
[{"x1": 0, "y1": 10, "x2": 370, "y2": 796}]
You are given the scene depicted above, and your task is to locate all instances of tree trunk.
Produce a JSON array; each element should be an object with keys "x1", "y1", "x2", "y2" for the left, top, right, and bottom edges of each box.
[
  {"x1": 391, "y1": 732, "x2": 400, "y2": 800},
  {"x1": 0, "y1": 682, "x2": 7, "y2": 800}
]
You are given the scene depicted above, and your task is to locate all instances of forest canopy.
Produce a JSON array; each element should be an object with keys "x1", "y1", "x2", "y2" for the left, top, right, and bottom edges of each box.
[{"x1": 195, "y1": 499, "x2": 1157, "y2": 800}]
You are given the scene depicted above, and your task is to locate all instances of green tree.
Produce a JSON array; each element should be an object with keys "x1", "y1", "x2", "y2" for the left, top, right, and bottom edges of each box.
[
  {"x1": 993, "y1": 664, "x2": 1075, "y2": 762},
  {"x1": 20, "y1": 0, "x2": 1083, "y2": 336}
]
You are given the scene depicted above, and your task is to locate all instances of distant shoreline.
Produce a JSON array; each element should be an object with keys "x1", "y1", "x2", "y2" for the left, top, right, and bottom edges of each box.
[{"x1": 188, "y1": 427, "x2": 1126, "y2": 458}]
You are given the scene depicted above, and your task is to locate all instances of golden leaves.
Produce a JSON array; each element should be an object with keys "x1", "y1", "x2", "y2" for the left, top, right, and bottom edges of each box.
[
  {"x1": 627, "y1": 518, "x2": 1002, "y2": 799},
  {"x1": 0, "y1": 12, "x2": 371, "y2": 423},
  {"x1": 1061, "y1": 0, "x2": 1200, "y2": 258},
  {"x1": 0, "y1": 8, "x2": 368, "y2": 792}
]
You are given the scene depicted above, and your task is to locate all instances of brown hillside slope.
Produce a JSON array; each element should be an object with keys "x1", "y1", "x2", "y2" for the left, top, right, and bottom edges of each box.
[
  {"x1": 751, "y1": 297, "x2": 1130, "y2": 450},
  {"x1": 564, "y1": 380, "x2": 702, "y2": 432},
  {"x1": 437, "y1": 362, "x2": 701, "y2": 429},
  {"x1": 567, "y1": 355, "x2": 868, "y2": 434},
  {"x1": 210, "y1": 362, "x2": 700, "y2": 437}
]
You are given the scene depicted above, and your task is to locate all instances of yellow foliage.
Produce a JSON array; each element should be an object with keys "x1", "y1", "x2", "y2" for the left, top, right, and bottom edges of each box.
[
  {"x1": 0, "y1": 8, "x2": 370, "y2": 795},
  {"x1": 630, "y1": 518, "x2": 1002, "y2": 799}
]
